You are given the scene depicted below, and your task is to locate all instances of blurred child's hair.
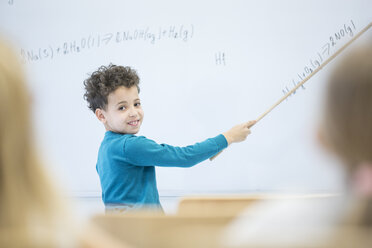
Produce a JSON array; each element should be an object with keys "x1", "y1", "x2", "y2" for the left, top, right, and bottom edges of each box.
[
  {"x1": 321, "y1": 43, "x2": 372, "y2": 170},
  {"x1": 0, "y1": 39, "x2": 76, "y2": 247},
  {"x1": 84, "y1": 64, "x2": 140, "y2": 113},
  {"x1": 320, "y1": 42, "x2": 372, "y2": 228}
]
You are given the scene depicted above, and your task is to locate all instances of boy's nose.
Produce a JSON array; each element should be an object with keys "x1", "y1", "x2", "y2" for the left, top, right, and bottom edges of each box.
[{"x1": 128, "y1": 109, "x2": 138, "y2": 117}]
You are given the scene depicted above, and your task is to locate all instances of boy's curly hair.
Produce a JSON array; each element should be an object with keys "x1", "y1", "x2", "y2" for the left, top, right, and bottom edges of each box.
[{"x1": 83, "y1": 64, "x2": 140, "y2": 113}]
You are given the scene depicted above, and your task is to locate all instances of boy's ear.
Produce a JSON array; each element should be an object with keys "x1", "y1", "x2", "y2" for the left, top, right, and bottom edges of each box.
[{"x1": 95, "y1": 108, "x2": 106, "y2": 123}]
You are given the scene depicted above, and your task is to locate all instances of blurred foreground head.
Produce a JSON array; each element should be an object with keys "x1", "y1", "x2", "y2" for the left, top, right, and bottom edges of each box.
[
  {"x1": 320, "y1": 42, "x2": 372, "y2": 227},
  {"x1": 320, "y1": 42, "x2": 372, "y2": 171},
  {"x1": 0, "y1": 39, "x2": 76, "y2": 247}
]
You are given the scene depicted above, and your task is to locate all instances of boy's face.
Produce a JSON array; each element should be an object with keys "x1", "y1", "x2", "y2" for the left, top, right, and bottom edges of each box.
[{"x1": 96, "y1": 86, "x2": 143, "y2": 134}]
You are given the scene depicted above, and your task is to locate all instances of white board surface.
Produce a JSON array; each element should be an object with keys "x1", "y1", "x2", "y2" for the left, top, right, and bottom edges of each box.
[{"x1": 0, "y1": 0, "x2": 371, "y2": 196}]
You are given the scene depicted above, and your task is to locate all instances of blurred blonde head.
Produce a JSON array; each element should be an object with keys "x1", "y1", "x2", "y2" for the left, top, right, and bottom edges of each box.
[{"x1": 0, "y1": 39, "x2": 76, "y2": 247}]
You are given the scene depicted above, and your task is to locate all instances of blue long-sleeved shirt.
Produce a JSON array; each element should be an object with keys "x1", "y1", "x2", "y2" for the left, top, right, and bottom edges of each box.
[{"x1": 96, "y1": 131, "x2": 228, "y2": 210}]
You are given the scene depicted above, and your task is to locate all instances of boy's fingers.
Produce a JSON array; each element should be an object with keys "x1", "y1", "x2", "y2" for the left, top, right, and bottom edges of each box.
[{"x1": 246, "y1": 120, "x2": 257, "y2": 128}]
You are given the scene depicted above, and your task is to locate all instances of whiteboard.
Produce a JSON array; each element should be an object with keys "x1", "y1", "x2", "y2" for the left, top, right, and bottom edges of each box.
[{"x1": 1, "y1": 0, "x2": 371, "y2": 196}]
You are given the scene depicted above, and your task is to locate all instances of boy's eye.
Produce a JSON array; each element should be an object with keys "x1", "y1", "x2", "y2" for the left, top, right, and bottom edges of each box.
[
  {"x1": 118, "y1": 106, "x2": 126, "y2": 110},
  {"x1": 134, "y1": 102, "x2": 141, "y2": 107}
]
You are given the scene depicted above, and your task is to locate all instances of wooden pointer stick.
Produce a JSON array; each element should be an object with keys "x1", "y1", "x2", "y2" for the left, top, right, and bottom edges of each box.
[{"x1": 210, "y1": 21, "x2": 372, "y2": 161}]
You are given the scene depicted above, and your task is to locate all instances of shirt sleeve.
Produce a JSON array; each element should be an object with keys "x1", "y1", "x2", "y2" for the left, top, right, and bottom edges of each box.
[{"x1": 122, "y1": 134, "x2": 228, "y2": 167}]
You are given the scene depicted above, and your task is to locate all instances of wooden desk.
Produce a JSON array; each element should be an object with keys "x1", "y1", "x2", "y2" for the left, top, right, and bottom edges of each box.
[
  {"x1": 92, "y1": 212, "x2": 234, "y2": 248},
  {"x1": 177, "y1": 194, "x2": 337, "y2": 217}
]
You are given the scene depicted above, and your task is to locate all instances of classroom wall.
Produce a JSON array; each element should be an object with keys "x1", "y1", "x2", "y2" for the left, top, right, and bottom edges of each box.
[{"x1": 0, "y1": 0, "x2": 371, "y2": 197}]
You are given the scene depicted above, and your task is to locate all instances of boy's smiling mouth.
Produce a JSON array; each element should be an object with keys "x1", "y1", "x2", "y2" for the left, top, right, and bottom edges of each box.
[{"x1": 128, "y1": 120, "x2": 140, "y2": 126}]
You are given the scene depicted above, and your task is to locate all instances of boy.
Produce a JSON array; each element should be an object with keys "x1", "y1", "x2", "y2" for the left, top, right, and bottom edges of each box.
[{"x1": 83, "y1": 64, "x2": 255, "y2": 212}]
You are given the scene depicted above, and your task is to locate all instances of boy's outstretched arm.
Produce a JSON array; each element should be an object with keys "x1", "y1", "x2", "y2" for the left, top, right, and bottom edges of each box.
[
  {"x1": 122, "y1": 134, "x2": 228, "y2": 167},
  {"x1": 223, "y1": 120, "x2": 256, "y2": 145},
  {"x1": 121, "y1": 120, "x2": 256, "y2": 167}
]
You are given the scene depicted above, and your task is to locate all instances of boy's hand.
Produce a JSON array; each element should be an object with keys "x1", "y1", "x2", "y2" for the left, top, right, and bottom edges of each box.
[{"x1": 223, "y1": 120, "x2": 256, "y2": 145}]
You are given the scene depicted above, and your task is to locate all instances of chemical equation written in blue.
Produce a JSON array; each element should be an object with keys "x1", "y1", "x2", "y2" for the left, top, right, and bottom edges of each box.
[
  {"x1": 282, "y1": 20, "x2": 356, "y2": 98},
  {"x1": 8, "y1": 0, "x2": 14, "y2": 5},
  {"x1": 20, "y1": 24, "x2": 194, "y2": 63}
]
